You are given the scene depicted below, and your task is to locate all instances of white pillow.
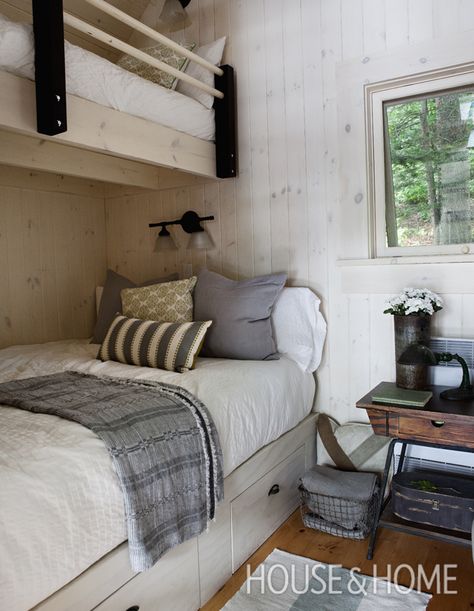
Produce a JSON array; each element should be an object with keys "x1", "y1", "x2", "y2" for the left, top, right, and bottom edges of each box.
[
  {"x1": 176, "y1": 36, "x2": 226, "y2": 109},
  {"x1": 0, "y1": 13, "x2": 35, "y2": 79},
  {"x1": 272, "y1": 287, "x2": 327, "y2": 373}
]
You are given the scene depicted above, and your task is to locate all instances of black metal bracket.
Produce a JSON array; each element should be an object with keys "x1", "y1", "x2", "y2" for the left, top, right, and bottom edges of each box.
[
  {"x1": 32, "y1": 0, "x2": 68, "y2": 136},
  {"x1": 149, "y1": 211, "x2": 214, "y2": 233},
  {"x1": 214, "y1": 65, "x2": 237, "y2": 179}
]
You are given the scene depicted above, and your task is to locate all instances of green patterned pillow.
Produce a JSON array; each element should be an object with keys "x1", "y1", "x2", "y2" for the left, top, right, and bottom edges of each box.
[
  {"x1": 121, "y1": 276, "x2": 197, "y2": 323},
  {"x1": 117, "y1": 41, "x2": 196, "y2": 90},
  {"x1": 98, "y1": 314, "x2": 211, "y2": 372}
]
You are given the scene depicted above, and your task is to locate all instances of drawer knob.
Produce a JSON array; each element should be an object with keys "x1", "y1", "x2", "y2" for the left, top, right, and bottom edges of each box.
[
  {"x1": 268, "y1": 484, "x2": 280, "y2": 496},
  {"x1": 431, "y1": 420, "x2": 445, "y2": 428},
  {"x1": 126, "y1": 607, "x2": 139, "y2": 611}
]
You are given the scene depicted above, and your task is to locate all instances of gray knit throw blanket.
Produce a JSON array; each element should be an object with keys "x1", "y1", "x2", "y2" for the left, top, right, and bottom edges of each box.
[{"x1": 0, "y1": 371, "x2": 223, "y2": 571}]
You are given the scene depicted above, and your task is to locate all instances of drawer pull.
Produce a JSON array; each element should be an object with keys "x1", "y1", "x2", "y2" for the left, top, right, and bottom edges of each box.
[
  {"x1": 126, "y1": 607, "x2": 139, "y2": 611},
  {"x1": 431, "y1": 420, "x2": 445, "y2": 427},
  {"x1": 268, "y1": 484, "x2": 280, "y2": 496}
]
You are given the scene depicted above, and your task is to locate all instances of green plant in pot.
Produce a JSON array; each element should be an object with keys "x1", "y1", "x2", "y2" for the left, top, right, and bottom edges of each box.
[{"x1": 384, "y1": 288, "x2": 443, "y2": 390}]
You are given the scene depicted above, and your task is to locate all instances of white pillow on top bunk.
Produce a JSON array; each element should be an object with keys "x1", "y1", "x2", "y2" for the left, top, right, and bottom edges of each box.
[
  {"x1": 176, "y1": 37, "x2": 226, "y2": 109},
  {"x1": 0, "y1": 13, "x2": 34, "y2": 79}
]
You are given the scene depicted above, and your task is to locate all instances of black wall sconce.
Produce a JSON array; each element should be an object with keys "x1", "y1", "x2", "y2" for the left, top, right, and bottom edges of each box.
[{"x1": 149, "y1": 210, "x2": 215, "y2": 252}]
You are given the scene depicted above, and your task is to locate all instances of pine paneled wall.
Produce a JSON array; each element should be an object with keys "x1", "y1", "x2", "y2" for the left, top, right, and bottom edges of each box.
[
  {"x1": 106, "y1": 0, "x2": 474, "y2": 422},
  {"x1": 0, "y1": 168, "x2": 106, "y2": 348}
]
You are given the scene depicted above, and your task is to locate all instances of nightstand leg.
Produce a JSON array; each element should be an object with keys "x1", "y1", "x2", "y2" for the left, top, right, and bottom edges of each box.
[
  {"x1": 397, "y1": 442, "x2": 407, "y2": 474},
  {"x1": 367, "y1": 438, "x2": 397, "y2": 560}
]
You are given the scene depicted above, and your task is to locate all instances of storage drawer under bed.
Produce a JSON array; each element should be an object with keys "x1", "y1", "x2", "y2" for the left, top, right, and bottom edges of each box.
[
  {"x1": 230, "y1": 445, "x2": 306, "y2": 571},
  {"x1": 91, "y1": 538, "x2": 199, "y2": 611}
]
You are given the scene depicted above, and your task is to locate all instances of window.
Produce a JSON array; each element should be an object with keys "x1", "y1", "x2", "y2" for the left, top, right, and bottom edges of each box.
[{"x1": 367, "y1": 67, "x2": 474, "y2": 257}]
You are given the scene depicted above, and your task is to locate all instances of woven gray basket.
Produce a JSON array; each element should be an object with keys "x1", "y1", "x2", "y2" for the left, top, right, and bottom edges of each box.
[{"x1": 299, "y1": 481, "x2": 379, "y2": 540}]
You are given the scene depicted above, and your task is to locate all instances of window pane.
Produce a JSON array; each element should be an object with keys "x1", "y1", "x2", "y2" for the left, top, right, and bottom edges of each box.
[{"x1": 384, "y1": 89, "x2": 474, "y2": 248}]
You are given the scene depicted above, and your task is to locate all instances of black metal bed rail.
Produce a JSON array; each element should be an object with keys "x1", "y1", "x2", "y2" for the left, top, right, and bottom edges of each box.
[
  {"x1": 32, "y1": 0, "x2": 67, "y2": 136},
  {"x1": 214, "y1": 64, "x2": 237, "y2": 179}
]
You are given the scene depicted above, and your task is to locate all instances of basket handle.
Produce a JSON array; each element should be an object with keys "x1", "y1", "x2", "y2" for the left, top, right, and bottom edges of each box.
[{"x1": 317, "y1": 414, "x2": 356, "y2": 472}]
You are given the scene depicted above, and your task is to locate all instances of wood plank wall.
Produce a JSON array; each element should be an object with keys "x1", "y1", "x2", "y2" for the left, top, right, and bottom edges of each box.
[
  {"x1": 0, "y1": 168, "x2": 106, "y2": 348},
  {"x1": 105, "y1": 0, "x2": 474, "y2": 421},
  {"x1": 0, "y1": 0, "x2": 150, "y2": 60}
]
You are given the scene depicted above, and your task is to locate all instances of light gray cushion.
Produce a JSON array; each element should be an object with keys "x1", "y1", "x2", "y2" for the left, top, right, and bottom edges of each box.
[
  {"x1": 193, "y1": 269, "x2": 286, "y2": 360},
  {"x1": 300, "y1": 465, "x2": 378, "y2": 502},
  {"x1": 92, "y1": 269, "x2": 178, "y2": 344}
]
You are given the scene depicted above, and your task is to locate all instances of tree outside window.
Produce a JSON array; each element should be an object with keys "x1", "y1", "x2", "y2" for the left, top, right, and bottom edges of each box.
[{"x1": 384, "y1": 89, "x2": 474, "y2": 248}]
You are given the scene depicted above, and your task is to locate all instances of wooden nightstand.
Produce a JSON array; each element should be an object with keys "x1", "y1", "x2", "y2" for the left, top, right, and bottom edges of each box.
[{"x1": 357, "y1": 382, "x2": 474, "y2": 559}]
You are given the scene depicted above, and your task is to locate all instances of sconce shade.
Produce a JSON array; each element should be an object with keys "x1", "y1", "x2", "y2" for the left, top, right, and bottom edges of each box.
[
  {"x1": 154, "y1": 226, "x2": 177, "y2": 252},
  {"x1": 158, "y1": 0, "x2": 191, "y2": 32},
  {"x1": 187, "y1": 229, "x2": 214, "y2": 250}
]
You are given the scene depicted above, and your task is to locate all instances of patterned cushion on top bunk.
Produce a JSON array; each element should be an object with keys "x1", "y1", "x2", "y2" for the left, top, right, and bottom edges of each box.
[{"x1": 117, "y1": 41, "x2": 196, "y2": 90}]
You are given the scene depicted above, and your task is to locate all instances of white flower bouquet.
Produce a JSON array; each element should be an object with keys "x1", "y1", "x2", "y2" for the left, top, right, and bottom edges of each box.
[{"x1": 384, "y1": 288, "x2": 443, "y2": 316}]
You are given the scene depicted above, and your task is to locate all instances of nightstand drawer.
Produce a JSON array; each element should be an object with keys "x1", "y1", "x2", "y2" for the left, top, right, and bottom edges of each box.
[{"x1": 396, "y1": 414, "x2": 474, "y2": 447}]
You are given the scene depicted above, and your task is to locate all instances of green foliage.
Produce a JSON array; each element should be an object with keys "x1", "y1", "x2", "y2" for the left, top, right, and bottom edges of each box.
[
  {"x1": 410, "y1": 480, "x2": 438, "y2": 492},
  {"x1": 385, "y1": 90, "x2": 474, "y2": 247}
]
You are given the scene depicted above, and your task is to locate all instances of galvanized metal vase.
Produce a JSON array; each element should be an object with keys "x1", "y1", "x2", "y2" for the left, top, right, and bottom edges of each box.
[{"x1": 394, "y1": 314, "x2": 431, "y2": 390}]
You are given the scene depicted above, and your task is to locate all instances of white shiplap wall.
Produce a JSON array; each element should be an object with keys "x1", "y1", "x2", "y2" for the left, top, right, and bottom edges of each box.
[{"x1": 106, "y1": 0, "x2": 474, "y2": 422}]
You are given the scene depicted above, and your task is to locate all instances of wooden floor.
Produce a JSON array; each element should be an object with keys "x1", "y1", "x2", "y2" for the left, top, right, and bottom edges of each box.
[{"x1": 202, "y1": 510, "x2": 474, "y2": 610}]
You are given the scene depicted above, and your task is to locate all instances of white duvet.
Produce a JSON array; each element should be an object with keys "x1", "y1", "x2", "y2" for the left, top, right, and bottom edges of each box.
[
  {"x1": 0, "y1": 13, "x2": 215, "y2": 141},
  {"x1": 0, "y1": 340, "x2": 315, "y2": 611}
]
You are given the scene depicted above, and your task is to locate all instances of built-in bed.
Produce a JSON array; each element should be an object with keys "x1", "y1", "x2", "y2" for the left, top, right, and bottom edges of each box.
[
  {"x1": 0, "y1": 0, "x2": 237, "y2": 182},
  {"x1": 0, "y1": 338, "x2": 320, "y2": 611}
]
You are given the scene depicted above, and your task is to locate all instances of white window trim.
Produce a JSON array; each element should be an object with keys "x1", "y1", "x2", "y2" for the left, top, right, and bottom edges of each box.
[{"x1": 365, "y1": 62, "x2": 474, "y2": 258}]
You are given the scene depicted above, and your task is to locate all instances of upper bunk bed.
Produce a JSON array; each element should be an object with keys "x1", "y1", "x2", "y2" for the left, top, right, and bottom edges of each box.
[{"x1": 0, "y1": 0, "x2": 237, "y2": 183}]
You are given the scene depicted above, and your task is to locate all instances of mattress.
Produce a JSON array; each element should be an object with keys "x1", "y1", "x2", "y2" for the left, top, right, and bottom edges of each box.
[
  {"x1": 0, "y1": 340, "x2": 315, "y2": 611},
  {"x1": 0, "y1": 13, "x2": 215, "y2": 141}
]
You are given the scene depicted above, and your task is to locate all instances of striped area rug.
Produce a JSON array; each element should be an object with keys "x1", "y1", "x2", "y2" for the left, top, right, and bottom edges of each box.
[{"x1": 223, "y1": 549, "x2": 431, "y2": 610}]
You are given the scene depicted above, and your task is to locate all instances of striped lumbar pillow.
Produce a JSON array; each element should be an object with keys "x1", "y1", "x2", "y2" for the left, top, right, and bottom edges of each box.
[{"x1": 98, "y1": 314, "x2": 212, "y2": 372}]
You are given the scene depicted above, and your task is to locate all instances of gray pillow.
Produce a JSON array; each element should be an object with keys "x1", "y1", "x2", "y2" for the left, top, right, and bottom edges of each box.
[
  {"x1": 194, "y1": 269, "x2": 287, "y2": 360},
  {"x1": 91, "y1": 269, "x2": 179, "y2": 344}
]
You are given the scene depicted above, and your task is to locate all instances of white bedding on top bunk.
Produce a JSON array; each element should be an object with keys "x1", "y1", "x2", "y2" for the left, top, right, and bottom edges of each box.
[
  {"x1": 0, "y1": 339, "x2": 315, "y2": 611},
  {"x1": 0, "y1": 13, "x2": 215, "y2": 141}
]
